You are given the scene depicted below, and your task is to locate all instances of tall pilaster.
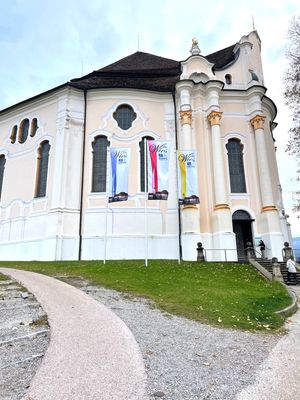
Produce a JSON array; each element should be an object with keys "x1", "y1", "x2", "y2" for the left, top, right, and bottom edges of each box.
[
  {"x1": 250, "y1": 115, "x2": 276, "y2": 212},
  {"x1": 250, "y1": 114, "x2": 284, "y2": 259},
  {"x1": 48, "y1": 88, "x2": 85, "y2": 260},
  {"x1": 176, "y1": 81, "x2": 201, "y2": 260},
  {"x1": 207, "y1": 110, "x2": 236, "y2": 261},
  {"x1": 179, "y1": 110, "x2": 193, "y2": 149},
  {"x1": 207, "y1": 111, "x2": 229, "y2": 210}
]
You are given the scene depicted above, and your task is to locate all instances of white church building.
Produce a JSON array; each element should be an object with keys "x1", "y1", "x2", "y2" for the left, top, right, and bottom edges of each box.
[{"x1": 0, "y1": 30, "x2": 292, "y2": 261}]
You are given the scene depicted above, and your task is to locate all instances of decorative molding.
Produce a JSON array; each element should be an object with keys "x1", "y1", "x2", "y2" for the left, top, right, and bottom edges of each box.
[
  {"x1": 207, "y1": 111, "x2": 222, "y2": 126},
  {"x1": 261, "y1": 205, "x2": 277, "y2": 212},
  {"x1": 183, "y1": 204, "x2": 198, "y2": 210},
  {"x1": 214, "y1": 203, "x2": 230, "y2": 210},
  {"x1": 250, "y1": 115, "x2": 266, "y2": 130},
  {"x1": 180, "y1": 110, "x2": 192, "y2": 126}
]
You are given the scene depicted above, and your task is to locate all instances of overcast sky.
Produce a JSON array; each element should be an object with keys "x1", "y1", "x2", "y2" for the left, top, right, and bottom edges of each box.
[{"x1": 1, "y1": 0, "x2": 299, "y2": 235}]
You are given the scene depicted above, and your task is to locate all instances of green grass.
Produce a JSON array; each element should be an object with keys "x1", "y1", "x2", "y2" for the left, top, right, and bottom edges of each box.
[{"x1": 0, "y1": 260, "x2": 292, "y2": 331}]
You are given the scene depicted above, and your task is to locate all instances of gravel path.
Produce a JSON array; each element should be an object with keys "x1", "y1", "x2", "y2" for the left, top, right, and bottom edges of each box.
[
  {"x1": 60, "y1": 276, "x2": 282, "y2": 400},
  {"x1": 0, "y1": 269, "x2": 148, "y2": 400},
  {"x1": 1, "y1": 273, "x2": 284, "y2": 400},
  {"x1": 0, "y1": 277, "x2": 49, "y2": 400}
]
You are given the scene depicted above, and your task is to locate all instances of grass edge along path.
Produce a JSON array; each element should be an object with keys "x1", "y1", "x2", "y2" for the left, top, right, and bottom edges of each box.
[{"x1": 0, "y1": 260, "x2": 292, "y2": 331}]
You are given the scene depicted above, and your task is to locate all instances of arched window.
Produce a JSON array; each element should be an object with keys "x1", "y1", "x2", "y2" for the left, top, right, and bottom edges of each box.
[
  {"x1": 35, "y1": 141, "x2": 50, "y2": 198},
  {"x1": 113, "y1": 104, "x2": 137, "y2": 130},
  {"x1": 225, "y1": 74, "x2": 232, "y2": 85},
  {"x1": 18, "y1": 119, "x2": 30, "y2": 143},
  {"x1": 232, "y1": 210, "x2": 252, "y2": 220},
  {"x1": 10, "y1": 125, "x2": 18, "y2": 143},
  {"x1": 92, "y1": 136, "x2": 110, "y2": 192},
  {"x1": 30, "y1": 118, "x2": 38, "y2": 137},
  {"x1": 0, "y1": 155, "x2": 6, "y2": 201},
  {"x1": 139, "y1": 136, "x2": 154, "y2": 192},
  {"x1": 226, "y1": 138, "x2": 246, "y2": 193}
]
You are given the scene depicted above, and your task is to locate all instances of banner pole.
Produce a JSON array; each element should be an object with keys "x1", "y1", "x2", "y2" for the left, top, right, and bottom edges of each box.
[
  {"x1": 144, "y1": 138, "x2": 148, "y2": 267},
  {"x1": 104, "y1": 147, "x2": 110, "y2": 264}
]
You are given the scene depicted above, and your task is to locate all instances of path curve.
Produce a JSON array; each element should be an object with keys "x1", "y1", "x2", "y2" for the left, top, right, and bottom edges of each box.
[
  {"x1": 0, "y1": 268, "x2": 148, "y2": 400},
  {"x1": 235, "y1": 289, "x2": 300, "y2": 400}
]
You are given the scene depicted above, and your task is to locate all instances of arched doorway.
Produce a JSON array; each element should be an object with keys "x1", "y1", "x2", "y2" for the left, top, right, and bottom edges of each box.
[{"x1": 232, "y1": 210, "x2": 254, "y2": 259}]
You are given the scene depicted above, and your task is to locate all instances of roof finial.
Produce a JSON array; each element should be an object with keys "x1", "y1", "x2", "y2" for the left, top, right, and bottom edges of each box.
[
  {"x1": 190, "y1": 37, "x2": 201, "y2": 56},
  {"x1": 252, "y1": 15, "x2": 256, "y2": 31}
]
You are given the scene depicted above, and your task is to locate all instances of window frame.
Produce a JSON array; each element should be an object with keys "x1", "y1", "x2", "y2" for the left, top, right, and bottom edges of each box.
[
  {"x1": 0, "y1": 155, "x2": 6, "y2": 201},
  {"x1": 18, "y1": 119, "x2": 30, "y2": 144},
  {"x1": 226, "y1": 138, "x2": 247, "y2": 193},
  {"x1": 35, "y1": 141, "x2": 51, "y2": 198},
  {"x1": 139, "y1": 136, "x2": 154, "y2": 192},
  {"x1": 30, "y1": 118, "x2": 39, "y2": 137},
  {"x1": 113, "y1": 104, "x2": 137, "y2": 130},
  {"x1": 91, "y1": 135, "x2": 110, "y2": 193}
]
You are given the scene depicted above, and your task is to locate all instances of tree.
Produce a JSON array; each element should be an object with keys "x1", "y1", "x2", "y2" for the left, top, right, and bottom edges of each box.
[{"x1": 284, "y1": 15, "x2": 300, "y2": 211}]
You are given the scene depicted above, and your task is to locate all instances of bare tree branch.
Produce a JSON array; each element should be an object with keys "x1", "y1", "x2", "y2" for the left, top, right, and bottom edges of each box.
[{"x1": 283, "y1": 15, "x2": 300, "y2": 211}]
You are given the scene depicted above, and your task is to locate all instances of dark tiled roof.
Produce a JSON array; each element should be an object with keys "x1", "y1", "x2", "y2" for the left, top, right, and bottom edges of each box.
[
  {"x1": 99, "y1": 51, "x2": 180, "y2": 74},
  {"x1": 205, "y1": 44, "x2": 237, "y2": 69},
  {"x1": 70, "y1": 44, "x2": 238, "y2": 92},
  {"x1": 1, "y1": 45, "x2": 240, "y2": 114},
  {"x1": 70, "y1": 75, "x2": 180, "y2": 92},
  {"x1": 70, "y1": 51, "x2": 181, "y2": 92}
]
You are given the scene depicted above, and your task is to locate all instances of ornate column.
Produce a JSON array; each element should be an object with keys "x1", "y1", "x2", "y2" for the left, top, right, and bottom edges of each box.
[
  {"x1": 250, "y1": 115, "x2": 276, "y2": 212},
  {"x1": 250, "y1": 114, "x2": 283, "y2": 259},
  {"x1": 207, "y1": 110, "x2": 235, "y2": 261},
  {"x1": 207, "y1": 111, "x2": 230, "y2": 210},
  {"x1": 179, "y1": 110, "x2": 193, "y2": 150},
  {"x1": 176, "y1": 81, "x2": 201, "y2": 261}
]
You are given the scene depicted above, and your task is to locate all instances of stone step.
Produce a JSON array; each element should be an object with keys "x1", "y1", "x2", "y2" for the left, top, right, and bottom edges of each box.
[{"x1": 254, "y1": 259, "x2": 300, "y2": 285}]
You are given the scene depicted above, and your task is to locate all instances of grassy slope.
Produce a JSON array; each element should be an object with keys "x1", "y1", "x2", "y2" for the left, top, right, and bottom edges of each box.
[{"x1": 0, "y1": 260, "x2": 291, "y2": 331}]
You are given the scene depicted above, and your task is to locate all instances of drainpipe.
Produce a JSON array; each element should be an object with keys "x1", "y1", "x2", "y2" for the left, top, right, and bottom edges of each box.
[
  {"x1": 78, "y1": 89, "x2": 87, "y2": 260},
  {"x1": 172, "y1": 91, "x2": 182, "y2": 261}
]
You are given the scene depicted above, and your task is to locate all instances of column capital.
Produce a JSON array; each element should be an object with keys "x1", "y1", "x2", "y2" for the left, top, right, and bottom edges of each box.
[
  {"x1": 250, "y1": 115, "x2": 266, "y2": 130},
  {"x1": 180, "y1": 110, "x2": 192, "y2": 126},
  {"x1": 207, "y1": 111, "x2": 222, "y2": 126}
]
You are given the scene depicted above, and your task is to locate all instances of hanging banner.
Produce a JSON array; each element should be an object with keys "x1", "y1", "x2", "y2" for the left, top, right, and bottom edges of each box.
[
  {"x1": 109, "y1": 148, "x2": 130, "y2": 203},
  {"x1": 147, "y1": 140, "x2": 170, "y2": 200},
  {"x1": 177, "y1": 150, "x2": 200, "y2": 205}
]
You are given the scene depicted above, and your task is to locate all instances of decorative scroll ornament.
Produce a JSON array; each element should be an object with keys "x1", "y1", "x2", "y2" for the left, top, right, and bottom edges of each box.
[
  {"x1": 180, "y1": 110, "x2": 192, "y2": 126},
  {"x1": 250, "y1": 115, "x2": 266, "y2": 130},
  {"x1": 207, "y1": 111, "x2": 223, "y2": 126}
]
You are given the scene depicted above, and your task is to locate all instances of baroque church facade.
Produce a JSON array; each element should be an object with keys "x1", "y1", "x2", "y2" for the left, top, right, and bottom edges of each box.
[{"x1": 0, "y1": 31, "x2": 292, "y2": 261}]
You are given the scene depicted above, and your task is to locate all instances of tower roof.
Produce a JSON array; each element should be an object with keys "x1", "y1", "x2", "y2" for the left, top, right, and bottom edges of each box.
[{"x1": 205, "y1": 44, "x2": 237, "y2": 69}]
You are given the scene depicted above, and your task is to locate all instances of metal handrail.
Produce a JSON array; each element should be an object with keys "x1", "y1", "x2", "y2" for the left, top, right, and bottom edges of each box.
[{"x1": 203, "y1": 248, "x2": 237, "y2": 262}]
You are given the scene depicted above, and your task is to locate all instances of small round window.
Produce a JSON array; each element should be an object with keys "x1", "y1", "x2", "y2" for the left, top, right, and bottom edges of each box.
[{"x1": 113, "y1": 104, "x2": 137, "y2": 130}]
